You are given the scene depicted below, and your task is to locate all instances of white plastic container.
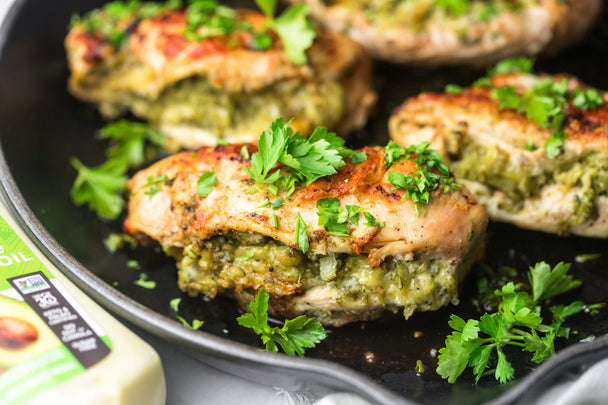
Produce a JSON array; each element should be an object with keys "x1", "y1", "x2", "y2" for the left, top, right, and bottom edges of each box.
[{"x1": 0, "y1": 201, "x2": 166, "y2": 405}]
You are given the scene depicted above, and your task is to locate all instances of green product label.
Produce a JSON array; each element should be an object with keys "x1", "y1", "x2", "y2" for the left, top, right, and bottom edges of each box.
[
  {"x1": 0, "y1": 217, "x2": 53, "y2": 291},
  {"x1": 0, "y1": 213, "x2": 112, "y2": 405}
]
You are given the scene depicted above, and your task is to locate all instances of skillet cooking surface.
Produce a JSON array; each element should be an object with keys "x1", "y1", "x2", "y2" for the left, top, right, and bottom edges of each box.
[{"x1": 1, "y1": 1, "x2": 608, "y2": 403}]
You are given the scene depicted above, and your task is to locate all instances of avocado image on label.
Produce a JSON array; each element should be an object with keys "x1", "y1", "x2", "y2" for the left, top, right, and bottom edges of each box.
[{"x1": 0, "y1": 295, "x2": 61, "y2": 369}]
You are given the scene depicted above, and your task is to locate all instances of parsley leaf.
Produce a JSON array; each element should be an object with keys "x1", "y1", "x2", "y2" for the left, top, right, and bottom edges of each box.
[
  {"x1": 197, "y1": 171, "x2": 218, "y2": 197},
  {"x1": 384, "y1": 141, "x2": 407, "y2": 169},
  {"x1": 237, "y1": 289, "x2": 327, "y2": 356},
  {"x1": 70, "y1": 120, "x2": 166, "y2": 219},
  {"x1": 489, "y1": 57, "x2": 535, "y2": 76},
  {"x1": 272, "y1": 4, "x2": 316, "y2": 65},
  {"x1": 70, "y1": 158, "x2": 128, "y2": 220},
  {"x1": 317, "y1": 198, "x2": 351, "y2": 236},
  {"x1": 528, "y1": 261, "x2": 581, "y2": 302}
]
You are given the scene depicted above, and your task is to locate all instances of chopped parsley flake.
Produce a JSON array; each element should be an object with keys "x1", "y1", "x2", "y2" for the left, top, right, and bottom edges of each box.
[
  {"x1": 363, "y1": 212, "x2": 384, "y2": 228},
  {"x1": 351, "y1": 151, "x2": 368, "y2": 164},
  {"x1": 134, "y1": 273, "x2": 156, "y2": 289},
  {"x1": 295, "y1": 213, "x2": 309, "y2": 253},
  {"x1": 445, "y1": 84, "x2": 463, "y2": 95},
  {"x1": 574, "y1": 253, "x2": 601, "y2": 263},
  {"x1": 316, "y1": 198, "x2": 351, "y2": 237},
  {"x1": 170, "y1": 297, "x2": 182, "y2": 312},
  {"x1": 387, "y1": 141, "x2": 460, "y2": 216},
  {"x1": 142, "y1": 174, "x2": 169, "y2": 198},
  {"x1": 197, "y1": 171, "x2": 217, "y2": 197},
  {"x1": 271, "y1": 213, "x2": 279, "y2": 229},
  {"x1": 176, "y1": 316, "x2": 204, "y2": 330}
]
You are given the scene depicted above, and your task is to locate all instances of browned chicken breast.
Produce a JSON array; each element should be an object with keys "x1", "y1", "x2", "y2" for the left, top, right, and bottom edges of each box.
[
  {"x1": 65, "y1": 4, "x2": 376, "y2": 149},
  {"x1": 390, "y1": 71, "x2": 608, "y2": 237},
  {"x1": 288, "y1": 0, "x2": 600, "y2": 65},
  {"x1": 124, "y1": 137, "x2": 487, "y2": 326}
]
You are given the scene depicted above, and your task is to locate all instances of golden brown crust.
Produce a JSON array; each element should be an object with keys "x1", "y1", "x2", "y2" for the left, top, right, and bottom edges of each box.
[
  {"x1": 124, "y1": 143, "x2": 487, "y2": 266},
  {"x1": 65, "y1": 8, "x2": 376, "y2": 142},
  {"x1": 389, "y1": 72, "x2": 608, "y2": 237}
]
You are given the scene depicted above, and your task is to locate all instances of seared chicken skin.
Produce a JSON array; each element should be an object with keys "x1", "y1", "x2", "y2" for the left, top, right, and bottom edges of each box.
[
  {"x1": 65, "y1": 6, "x2": 376, "y2": 149},
  {"x1": 288, "y1": 0, "x2": 600, "y2": 65},
  {"x1": 124, "y1": 143, "x2": 487, "y2": 326},
  {"x1": 390, "y1": 72, "x2": 608, "y2": 237}
]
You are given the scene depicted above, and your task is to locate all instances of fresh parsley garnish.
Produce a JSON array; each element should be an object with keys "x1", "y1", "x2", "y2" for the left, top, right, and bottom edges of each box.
[
  {"x1": 363, "y1": 212, "x2": 384, "y2": 228},
  {"x1": 197, "y1": 171, "x2": 218, "y2": 197},
  {"x1": 237, "y1": 289, "x2": 327, "y2": 356},
  {"x1": 384, "y1": 140, "x2": 407, "y2": 169},
  {"x1": 488, "y1": 57, "x2": 535, "y2": 76},
  {"x1": 351, "y1": 151, "x2": 368, "y2": 164},
  {"x1": 271, "y1": 4, "x2": 316, "y2": 65},
  {"x1": 295, "y1": 213, "x2": 309, "y2": 253},
  {"x1": 142, "y1": 174, "x2": 169, "y2": 198},
  {"x1": 184, "y1": 0, "x2": 237, "y2": 41},
  {"x1": 574, "y1": 253, "x2": 601, "y2": 263},
  {"x1": 170, "y1": 297, "x2": 182, "y2": 312},
  {"x1": 70, "y1": 120, "x2": 166, "y2": 219},
  {"x1": 346, "y1": 205, "x2": 365, "y2": 225},
  {"x1": 73, "y1": 0, "x2": 181, "y2": 47},
  {"x1": 437, "y1": 261, "x2": 584, "y2": 384},
  {"x1": 70, "y1": 158, "x2": 128, "y2": 220},
  {"x1": 134, "y1": 272, "x2": 156, "y2": 289},
  {"x1": 445, "y1": 84, "x2": 463, "y2": 95},
  {"x1": 104, "y1": 232, "x2": 137, "y2": 253},
  {"x1": 481, "y1": 58, "x2": 605, "y2": 158},
  {"x1": 387, "y1": 141, "x2": 460, "y2": 216},
  {"x1": 75, "y1": 0, "x2": 316, "y2": 64},
  {"x1": 176, "y1": 316, "x2": 204, "y2": 330},
  {"x1": 240, "y1": 118, "x2": 353, "y2": 196},
  {"x1": 317, "y1": 198, "x2": 351, "y2": 237}
]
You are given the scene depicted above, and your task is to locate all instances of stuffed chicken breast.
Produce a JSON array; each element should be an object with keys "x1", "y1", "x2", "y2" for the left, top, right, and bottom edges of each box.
[
  {"x1": 65, "y1": 1, "x2": 376, "y2": 149},
  {"x1": 390, "y1": 69, "x2": 608, "y2": 237},
  {"x1": 124, "y1": 123, "x2": 487, "y2": 326},
  {"x1": 287, "y1": 0, "x2": 600, "y2": 65}
]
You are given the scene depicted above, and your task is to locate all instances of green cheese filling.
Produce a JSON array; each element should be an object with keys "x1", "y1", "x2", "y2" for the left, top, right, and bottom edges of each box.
[
  {"x1": 105, "y1": 76, "x2": 344, "y2": 141},
  {"x1": 450, "y1": 140, "x2": 608, "y2": 224},
  {"x1": 169, "y1": 231, "x2": 462, "y2": 319}
]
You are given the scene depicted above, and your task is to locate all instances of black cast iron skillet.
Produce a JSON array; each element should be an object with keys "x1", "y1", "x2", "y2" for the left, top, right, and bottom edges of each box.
[{"x1": 1, "y1": 1, "x2": 608, "y2": 404}]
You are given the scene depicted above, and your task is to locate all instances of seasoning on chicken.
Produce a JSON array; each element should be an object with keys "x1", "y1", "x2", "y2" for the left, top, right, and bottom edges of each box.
[
  {"x1": 287, "y1": 0, "x2": 600, "y2": 65},
  {"x1": 390, "y1": 70, "x2": 608, "y2": 237},
  {"x1": 124, "y1": 121, "x2": 488, "y2": 326},
  {"x1": 65, "y1": 1, "x2": 376, "y2": 149}
]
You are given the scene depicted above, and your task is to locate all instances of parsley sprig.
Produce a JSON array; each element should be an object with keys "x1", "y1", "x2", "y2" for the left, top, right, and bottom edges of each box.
[
  {"x1": 437, "y1": 261, "x2": 584, "y2": 384},
  {"x1": 70, "y1": 120, "x2": 165, "y2": 220},
  {"x1": 240, "y1": 118, "x2": 354, "y2": 197},
  {"x1": 386, "y1": 141, "x2": 460, "y2": 216},
  {"x1": 237, "y1": 289, "x2": 327, "y2": 356}
]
